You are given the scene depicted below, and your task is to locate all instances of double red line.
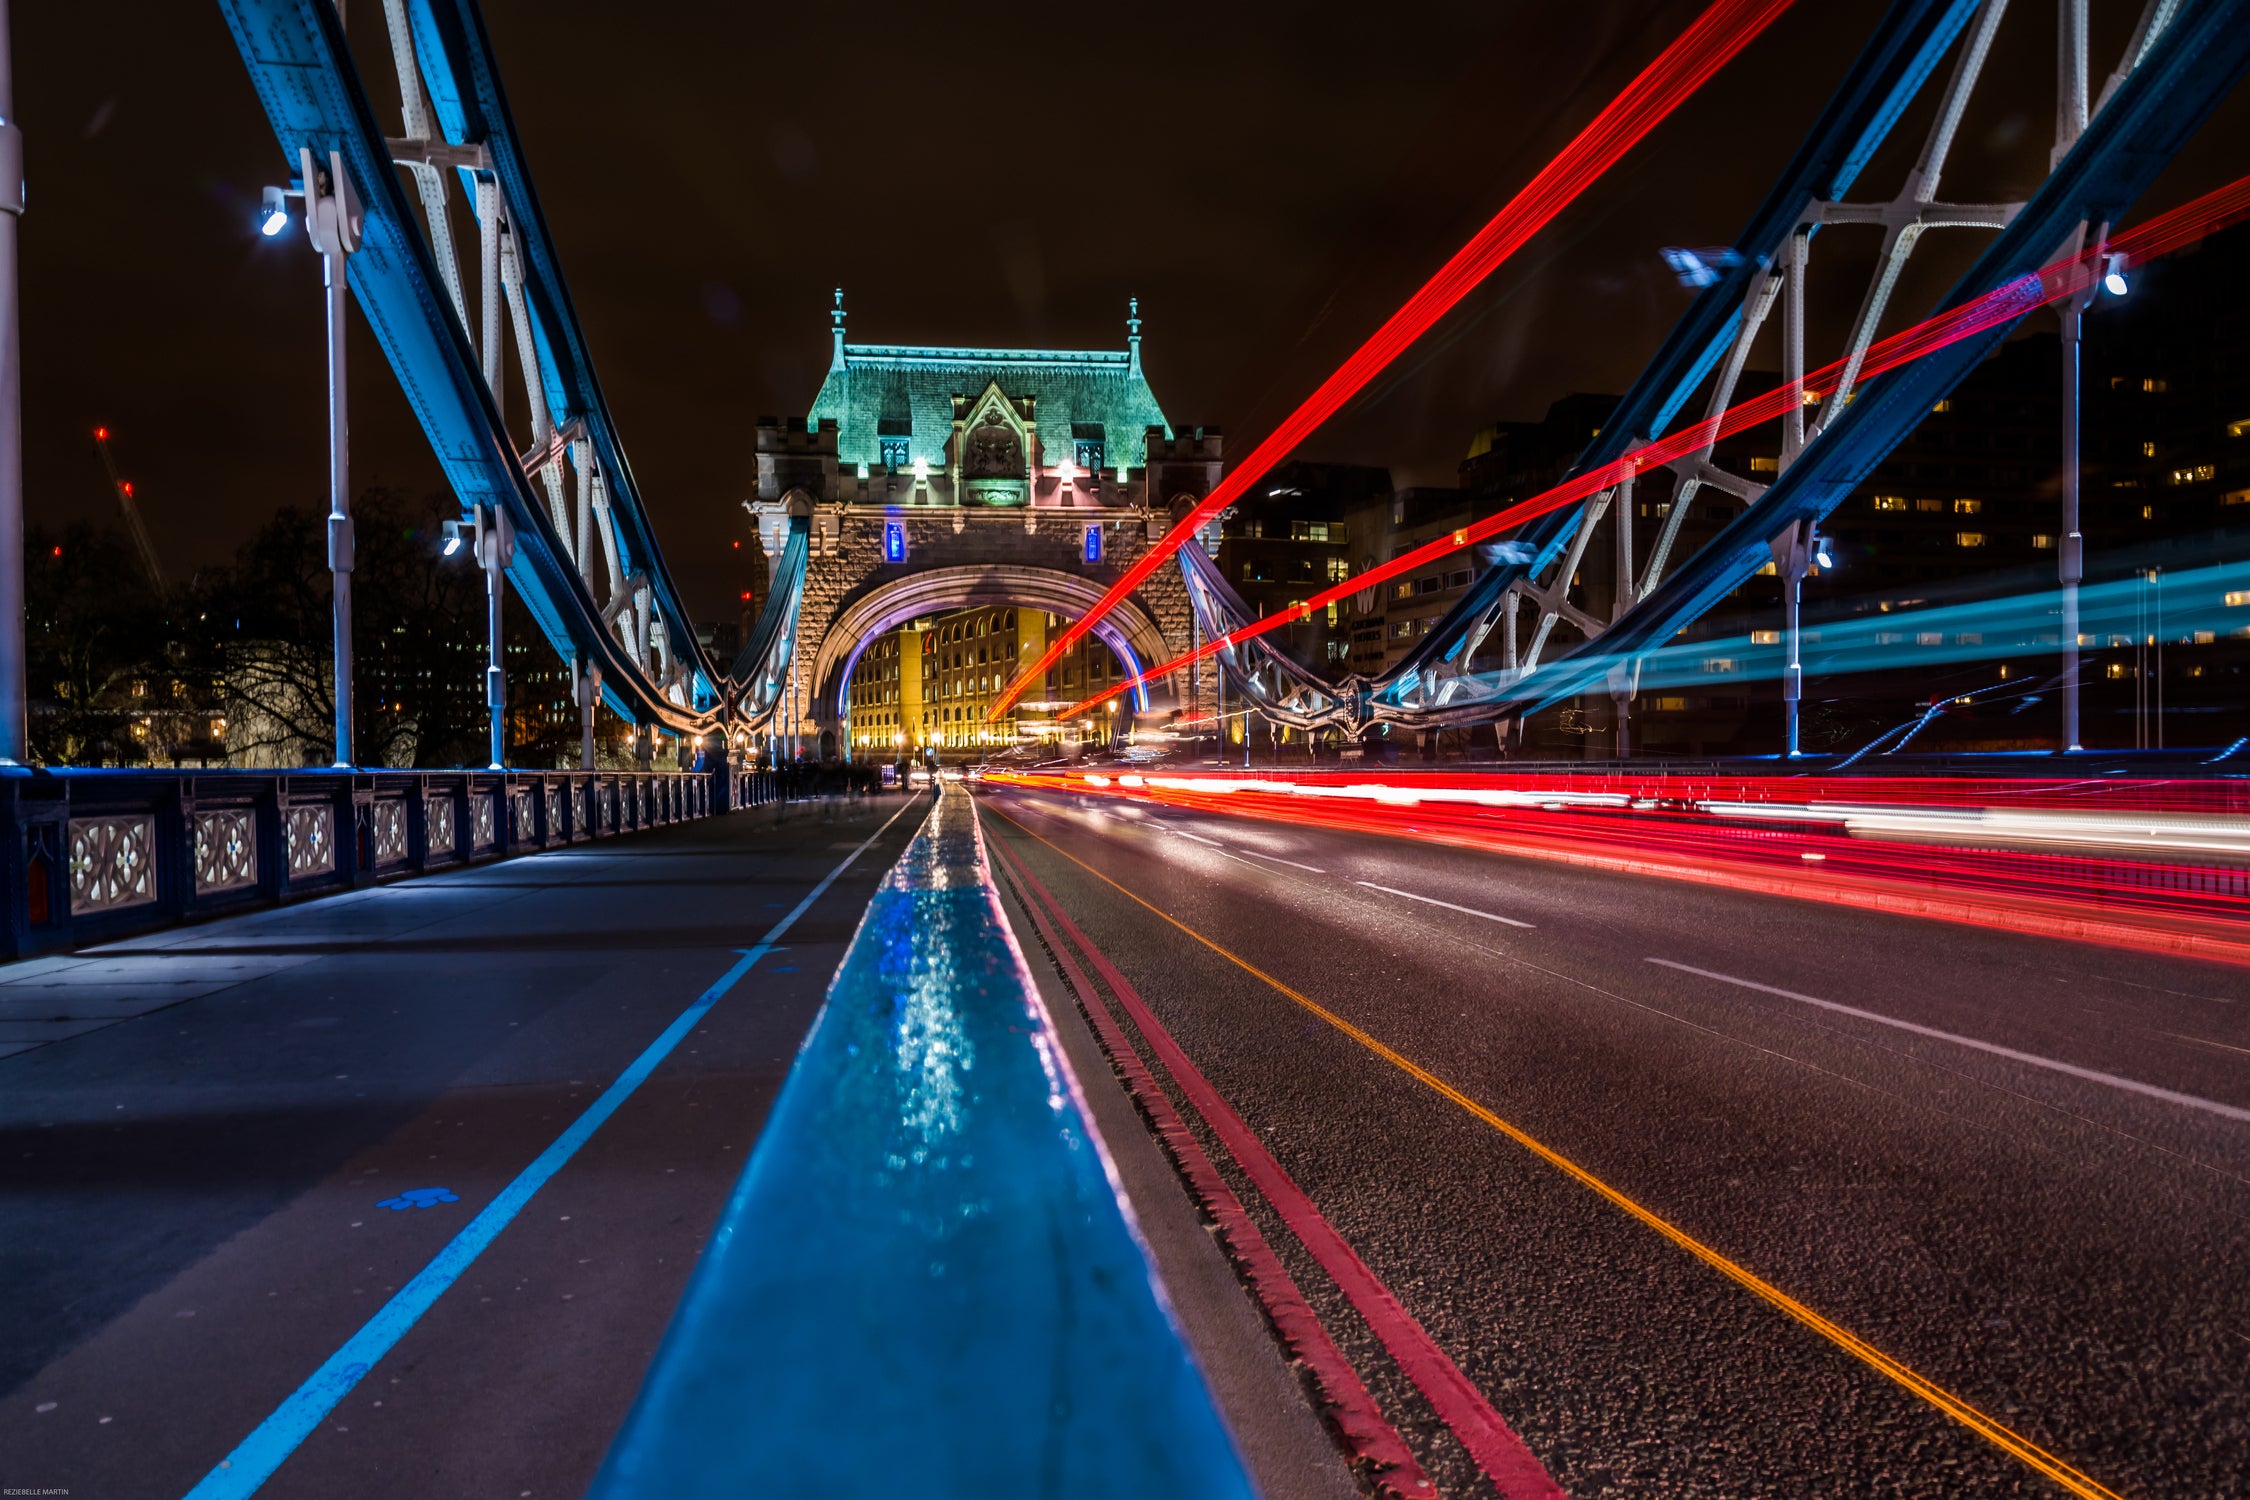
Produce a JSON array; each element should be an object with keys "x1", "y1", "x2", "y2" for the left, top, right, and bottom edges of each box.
[{"x1": 983, "y1": 812, "x2": 1564, "y2": 1498}]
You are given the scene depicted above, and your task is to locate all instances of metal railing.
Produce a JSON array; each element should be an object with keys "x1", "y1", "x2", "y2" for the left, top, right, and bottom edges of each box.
[{"x1": 0, "y1": 765, "x2": 775, "y2": 960}]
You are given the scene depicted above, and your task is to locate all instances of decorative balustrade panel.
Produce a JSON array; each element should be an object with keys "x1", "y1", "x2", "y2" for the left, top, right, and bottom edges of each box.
[
  {"x1": 193, "y1": 809, "x2": 258, "y2": 895},
  {"x1": 373, "y1": 800, "x2": 409, "y2": 866},
  {"x1": 8, "y1": 767, "x2": 762, "y2": 958},
  {"x1": 427, "y1": 795, "x2": 457, "y2": 857},
  {"x1": 286, "y1": 805, "x2": 336, "y2": 878},
  {"x1": 69, "y1": 815, "x2": 158, "y2": 914}
]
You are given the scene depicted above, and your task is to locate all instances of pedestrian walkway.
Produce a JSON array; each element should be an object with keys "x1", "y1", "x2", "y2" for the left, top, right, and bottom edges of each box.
[{"x1": 0, "y1": 793, "x2": 922, "y2": 1500}]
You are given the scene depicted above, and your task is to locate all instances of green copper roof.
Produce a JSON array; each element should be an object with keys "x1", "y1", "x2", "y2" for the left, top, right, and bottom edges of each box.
[{"x1": 808, "y1": 340, "x2": 1171, "y2": 471}]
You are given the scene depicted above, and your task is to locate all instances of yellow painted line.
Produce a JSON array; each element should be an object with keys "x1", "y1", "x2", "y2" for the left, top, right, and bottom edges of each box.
[{"x1": 988, "y1": 802, "x2": 2131, "y2": 1500}]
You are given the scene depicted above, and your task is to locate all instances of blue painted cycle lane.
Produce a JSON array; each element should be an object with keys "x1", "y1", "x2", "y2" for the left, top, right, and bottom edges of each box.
[{"x1": 592, "y1": 788, "x2": 1254, "y2": 1498}]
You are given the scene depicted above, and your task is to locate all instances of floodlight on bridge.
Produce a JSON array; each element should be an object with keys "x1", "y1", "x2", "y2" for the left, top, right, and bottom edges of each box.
[
  {"x1": 440, "y1": 518, "x2": 465, "y2": 557},
  {"x1": 257, "y1": 184, "x2": 292, "y2": 237},
  {"x1": 1660, "y1": 245, "x2": 1746, "y2": 288},
  {"x1": 2102, "y1": 252, "x2": 2129, "y2": 297}
]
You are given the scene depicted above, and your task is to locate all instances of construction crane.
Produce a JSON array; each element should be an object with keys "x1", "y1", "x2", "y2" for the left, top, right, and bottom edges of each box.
[{"x1": 92, "y1": 425, "x2": 166, "y2": 596}]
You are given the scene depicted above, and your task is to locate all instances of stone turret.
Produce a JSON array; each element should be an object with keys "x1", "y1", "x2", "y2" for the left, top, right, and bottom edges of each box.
[
  {"x1": 754, "y1": 417, "x2": 840, "y2": 503},
  {"x1": 1146, "y1": 425, "x2": 1224, "y2": 535}
]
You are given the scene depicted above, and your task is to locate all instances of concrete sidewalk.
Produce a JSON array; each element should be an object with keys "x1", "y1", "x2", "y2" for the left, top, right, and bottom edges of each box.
[{"x1": 0, "y1": 792, "x2": 925, "y2": 1500}]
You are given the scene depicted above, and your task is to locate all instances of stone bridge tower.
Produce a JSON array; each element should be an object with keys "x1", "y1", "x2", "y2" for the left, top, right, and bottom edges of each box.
[{"x1": 744, "y1": 298, "x2": 1223, "y2": 758}]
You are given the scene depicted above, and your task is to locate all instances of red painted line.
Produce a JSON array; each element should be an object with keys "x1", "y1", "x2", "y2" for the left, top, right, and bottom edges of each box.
[
  {"x1": 985, "y1": 812, "x2": 1566, "y2": 1498},
  {"x1": 985, "y1": 832, "x2": 1436, "y2": 1499}
]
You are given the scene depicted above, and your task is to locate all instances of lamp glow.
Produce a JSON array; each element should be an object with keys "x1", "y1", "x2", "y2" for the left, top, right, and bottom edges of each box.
[{"x1": 258, "y1": 185, "x2": 291, "y2": 237}]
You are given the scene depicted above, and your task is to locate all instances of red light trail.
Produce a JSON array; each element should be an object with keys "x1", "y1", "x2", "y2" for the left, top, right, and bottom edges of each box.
[
  {"x1": 991, "y1": 0, "x2": 1800, "y2": 719},
  {"x1": 1053, "y1": 171, "x2": 2250, "y2": 722},
  {"x1": 983, "y1": 768, "x2": 2250, "y2": 968}
]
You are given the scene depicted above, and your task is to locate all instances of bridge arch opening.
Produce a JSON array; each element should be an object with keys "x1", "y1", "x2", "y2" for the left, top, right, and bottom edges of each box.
[{"x1": 806, "y1": 565, "x2": 1173, "y2": 757}]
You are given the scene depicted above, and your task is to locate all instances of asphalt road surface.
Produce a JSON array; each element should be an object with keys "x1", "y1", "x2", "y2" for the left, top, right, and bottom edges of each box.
[{"x1": 978, "y1": 782, "x2": 2250, "y2": 1500}]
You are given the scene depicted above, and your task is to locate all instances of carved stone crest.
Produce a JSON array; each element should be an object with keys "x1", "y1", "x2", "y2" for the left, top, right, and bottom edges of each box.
[{"x1": 964, "y1": 411, "x2": 1024, "y2": 478}]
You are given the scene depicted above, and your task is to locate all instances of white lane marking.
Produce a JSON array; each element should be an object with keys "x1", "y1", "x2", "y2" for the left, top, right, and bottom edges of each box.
[
  {"x1": 1169, "y1": 828, "x2": 1226, "y2": 847},
  {"x1": 1231, "y1": 846, "x2": 1326, "y2": 873},
  {"x1": 1648, "y1": 958, "x2": 2250, "y2": 1125},
  {"x1": 1356, "y1": 881, "x2": 1534, "y2": 928}
]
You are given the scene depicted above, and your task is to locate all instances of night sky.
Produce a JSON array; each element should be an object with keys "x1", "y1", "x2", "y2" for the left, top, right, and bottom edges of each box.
[{"x1": 17, "y1": 2, "x2": 2249, "y2": 623}]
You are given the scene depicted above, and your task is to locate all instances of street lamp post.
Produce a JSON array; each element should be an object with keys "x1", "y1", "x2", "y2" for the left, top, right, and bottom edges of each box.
[
  {"x1": 476, "y1": 502, "x2": 513, "y2": 769},
  {"x1": 0, "y1": 0, "x2": 26, "y2": 765},
  {"x1": 298, "y1": 149, "x2": 363, "y2": 766},
  {"x1": 1769, "y1": 519, "x2": 1832, "y2": 758}
]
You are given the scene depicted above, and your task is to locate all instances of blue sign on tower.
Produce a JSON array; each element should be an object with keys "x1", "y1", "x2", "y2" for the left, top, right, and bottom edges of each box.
[
  {"x1": 884, "y1": 520, "x2": 907, "y2": 565},
  {"x1": 1083, "y1": 524, "x2": 1103, "y2": 565}
]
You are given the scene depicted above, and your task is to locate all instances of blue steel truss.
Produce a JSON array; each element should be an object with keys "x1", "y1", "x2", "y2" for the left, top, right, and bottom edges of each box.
[
  {"x1": 215, "y1": 0, "x2": 725, "y2": 732},
  {"x1": 1389, "y1": 0, "x2": 1983, "y2": 693},
  {"x1": 1502, "y1": 0, "x2": 2250, "y2": 716},
  {"x1": 1179, "y1": 0, "x2": 2250, "y2": 737}
]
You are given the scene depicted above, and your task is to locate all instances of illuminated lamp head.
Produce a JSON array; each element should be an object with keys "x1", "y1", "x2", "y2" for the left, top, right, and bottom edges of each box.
[{"x1": 258, "y1": 184, "x2": 292, "y2": 238}]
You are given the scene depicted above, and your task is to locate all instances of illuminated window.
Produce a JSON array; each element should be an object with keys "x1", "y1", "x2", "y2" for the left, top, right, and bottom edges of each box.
[
  {"x1": 1917, "y1": 497, "x2": 1945, "y2": 513},
  {"x1": 1756, "y1": 561, "x2": 1778, "y2": 576},
  {"x1": 2106, "y1": 662, "x2": 2128, "y2": 679},
  {"x1": 2226, "y1": 591, "x2": 2250, "y2": 607},
  {"x1": 2143, "y1": 378, "x2": 2168, "y2": 393},
  {"x1": 2142, "y1": 506, "x2": 2155, "y2": 520},
  {"x1": 2142, "y1": 441, "x2": 2158, "y2": 457},
  {"x1": 2227, "y1": 490, "x2": 2250, "y2": 507},
  {"x1": 2167, "y1": 465, "x2": 2216, "y2": 485},
  {"x1": 1872, "y1": 495, "x2": 1908, "y2": 512},
  {"x1": 1326, "y1": 557, "x2": 1350, "y2": 582},
  {"x1": 1751, "y1": 629, "x2": 1780, "y2": 644},
  {"x1": 2032, "y1": 534, "x2": 2055, "y2": 549},
  {"x1": 1953, "y1": 498, "x2": 1981, "y2": 514},
  {"x1": 1392, "y1": 581, "x2": 1414, "y2": 601},
  {"x1": 1930, "y1": 399, "x2": 1952, "y2": 414},
  {"x1": 1955, "y1": 532, "x2": 1985, "y2": 547},
  {"x1": 1650, "y1": 696, "x2": 1688, "y2": 711},
  {"x1": 1326, "y1": 602, "x2": 1340, "y2": 625},
  {"x1": 2229, "y1": 418, "x2": 2250, "y2": 439},
  {"x1": 1748, "y1": 456, "x2": 1779, "y2": 474},
  {"x1": 1703, "y1": 658, "x2": 1738, "y2": 673}
]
